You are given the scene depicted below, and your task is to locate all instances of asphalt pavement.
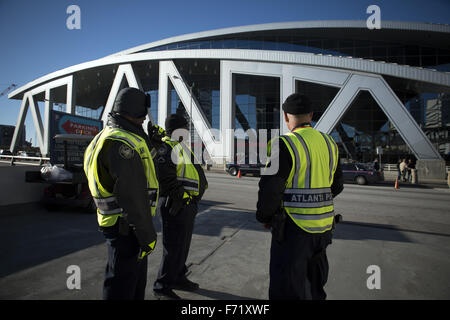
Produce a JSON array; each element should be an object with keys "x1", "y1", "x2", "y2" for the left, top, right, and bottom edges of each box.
[{"x1": 0, "y1": 172, "x2": 449, "y2": 300}]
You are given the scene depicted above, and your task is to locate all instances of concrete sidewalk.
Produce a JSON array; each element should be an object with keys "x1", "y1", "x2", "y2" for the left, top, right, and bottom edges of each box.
[
  {"x1": 382, "y1": 171, "x2": 448, "y2": 189},
  {"x1": 1, "y1": 200, "x2": 449, "y2": 300}
]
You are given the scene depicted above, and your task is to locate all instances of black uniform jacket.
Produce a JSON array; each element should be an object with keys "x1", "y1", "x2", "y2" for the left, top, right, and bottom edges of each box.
[
  {"x1": 155, "y1": 137, "x2": 208, "y2": 202},
  {"x1": 256, "y1": 128, "x2": 344, "y2": 225},
  {"x1": 96, "y1": 113, "x2": 157, "y2": 247}
]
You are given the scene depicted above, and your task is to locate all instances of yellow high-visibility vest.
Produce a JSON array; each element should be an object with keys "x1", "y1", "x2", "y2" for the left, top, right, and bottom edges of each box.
[
  {"x1": 83, "y1": 127, "x2": 159, "y2": 227},
  {"x1": 162, "y1": 137, "x2": 201, "y2": 197},
  {"x1": 280, "y1": 126, "x2": 339, "y2": 233}
]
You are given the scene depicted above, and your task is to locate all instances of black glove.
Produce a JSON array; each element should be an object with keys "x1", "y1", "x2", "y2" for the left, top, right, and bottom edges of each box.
[
  {"x1": 271, "y1": 208, "x2": 286, "y2": 243},
  {"x1": 147, "y1": 123, "x2": 166, "y2": 145},
  {"x1": 168, "y1": 192, "x2": 192, "y2": 216},
  {"x1": 168, "y1": 197, "x2": 183, "y2": 216},
  {"x1": 138, "y1": 240, "x2": 157, "y2": 260}
]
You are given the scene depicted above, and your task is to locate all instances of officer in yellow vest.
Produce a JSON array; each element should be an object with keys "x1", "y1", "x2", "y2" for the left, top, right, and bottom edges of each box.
[
  {"x1": 153, "y1": 114, "x2": 208, "y2": 300},
  {"x1": 256, "y1": 93, "x2": 344, "y2": 300},
  {"x1": 84, "y1": 87, "x2": 159, "y2": 300}
]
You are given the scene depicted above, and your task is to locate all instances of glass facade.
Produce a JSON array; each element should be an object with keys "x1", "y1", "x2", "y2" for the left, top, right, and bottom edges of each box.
[
  {"x1": 294, "y1": 79, "x2": 421, "y2": 163},
  {"x1": 141, "y1": 29, "x2": 450, "y2": 71},
  {"x1": 133, "y1": 61, "x2": 160, "y2": 124},
  {"x1": 233, "y1": 74, "x2": 280, "y2": 162},
  {"x1": 164, "y1": 59, "x2": 220, "y2": 142},
  {"x1": 402, "y1": 92, "x2": 450, "y2": 161},
  {"x1": 384, "y1": 75, "x2": 450, "y2": 162},
  {"x1": 295, "y1": 80, "x2": 339, "y2": 122},
  {"x1": 335, "y1": 91, "x2": 397, "y2": 163},
  {"x1": 234, "y1": 74, "x2": 280, "y2": 131},
  {"x1": 171, "y1": 60, "x2": 221, "y2": 132},
  {"x1": 68, "y1": 56, "x2": 448, "y2": 165},
  {"x1": 145, "y1": 61, "x2": 448, "y2": 164}
]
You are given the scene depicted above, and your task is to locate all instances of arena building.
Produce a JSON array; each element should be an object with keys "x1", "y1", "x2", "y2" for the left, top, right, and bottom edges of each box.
[{"x1": 8, "y1": 20, "x2": 450, "y2": 179}]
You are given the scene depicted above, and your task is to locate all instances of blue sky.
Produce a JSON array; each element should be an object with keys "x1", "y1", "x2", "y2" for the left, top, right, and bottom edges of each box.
[{"x1": 1, "y1": 0, "x2": 449, "y2": 144}]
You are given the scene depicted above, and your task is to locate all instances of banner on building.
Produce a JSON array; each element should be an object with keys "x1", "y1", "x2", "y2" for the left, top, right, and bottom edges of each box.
[{"x1": 49, "y1": 110, "x2": 103, "y2": 165}]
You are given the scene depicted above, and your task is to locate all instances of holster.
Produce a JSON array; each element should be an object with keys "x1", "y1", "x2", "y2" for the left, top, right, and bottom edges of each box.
[
  {"x1": 271, "y1": 209, "x2": 286, "y2": 243},
  {"x1": 118, "y1": 217, "x2": 130, "y2": 236},
  {"x1": 332, "y1": 214, "x2": 343, "y2": 230}
]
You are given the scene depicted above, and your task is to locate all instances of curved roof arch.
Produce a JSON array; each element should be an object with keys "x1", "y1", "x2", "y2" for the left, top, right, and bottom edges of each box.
[
  {"x1": 8, "y1": 21, "x2": 450, "y2": 100},
  {"x1": 111, "y1": 20, "x2": 450, "y2": 56}
]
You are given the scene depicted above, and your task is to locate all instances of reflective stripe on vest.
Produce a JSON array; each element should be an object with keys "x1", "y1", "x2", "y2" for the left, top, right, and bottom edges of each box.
[
  {"x1": 280, "y1": 127, "x2": 338, "y2": 234},
  {"x1": 283, "y1": 187, "x2": 333, "y2": 208},
  {"x1": 162, "y1": 137, "x2": 200, "y2": 196},
  {"x1": 84, "y1": 127, "x2": 159, "y2": 227},
  {"x1": 93, "y1": 196, "x2": 122, "y2": 215}
]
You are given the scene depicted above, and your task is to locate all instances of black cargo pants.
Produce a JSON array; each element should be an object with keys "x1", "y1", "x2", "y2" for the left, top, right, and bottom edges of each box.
[
  {"x1": 269, "y1": 216, "x2": 332, "y2": 300},
  {"x1": 154, "y1": 201, "x2": 198, "y2": 290},
  {"x1": 101, "y1": 219, "x2": 148, "y2": 300}
]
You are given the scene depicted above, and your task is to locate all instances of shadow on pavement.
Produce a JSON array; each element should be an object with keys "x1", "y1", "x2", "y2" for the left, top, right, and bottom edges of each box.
[
  {"x1": 333, "y1": 221, "x2": 415, "y2": 243},
  {"x1": 2, "y1": 199, "x2": 426, "y2": 279},
  {"x1": 0, "y1": 203, "x2": 104, "y2": 278},
  {"x1": 336, "y1": 220, "x2": 450, "y2": 239},
  {"x1": 0, "y1": 200, "x2": 258, "y2": 278},
  {"x1": 186, "y1": 288, "x2": 258, "y2": 300},
  {"x1": 195, "y1": 201, "x2": 422, "y2": 244},
  {"x1": 194, "y1": 203, "x2": 264, "y2": 237}
]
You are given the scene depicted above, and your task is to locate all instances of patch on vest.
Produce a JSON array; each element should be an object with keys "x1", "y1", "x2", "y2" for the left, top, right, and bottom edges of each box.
[{"x1": 118, "y1": 144, "x2": 134, "y2": 159}]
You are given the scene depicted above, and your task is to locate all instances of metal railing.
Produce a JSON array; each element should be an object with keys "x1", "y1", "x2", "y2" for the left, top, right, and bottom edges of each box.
[
  {"x1": 383, "y1": 163, "x2": 450, "y2": 172},
  {"x1": 382, "y1": 164, "x2": 398, "y2": 171},
  {"x1": 0, "y1": 155, "x2": 50, "y2": 166}
]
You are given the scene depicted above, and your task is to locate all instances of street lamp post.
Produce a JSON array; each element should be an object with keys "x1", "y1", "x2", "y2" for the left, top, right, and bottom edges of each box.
[
  {"x1": 173, "y1": 75, "x2": 194, "y2": 146},
  {"x1": 187, "y1": 82, "x2": 195, "y2": 147}
]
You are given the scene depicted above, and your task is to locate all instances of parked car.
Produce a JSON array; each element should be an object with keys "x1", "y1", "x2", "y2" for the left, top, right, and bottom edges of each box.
[
  {"x1": 0, "y1": 150, "x2": 12, "y2": 156},
  {"x1": 341, "y1": 162, "x2": 383, "y2": 185},
  {"x1": 226, "y1": 162, "x2": 265, "y2": 176}
]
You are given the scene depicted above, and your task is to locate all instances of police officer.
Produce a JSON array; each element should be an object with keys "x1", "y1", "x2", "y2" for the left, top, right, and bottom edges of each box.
[
  {"x1": 84, "y1": 87, "x2": 159, "y2": 300},
  {"x1": 153, "y1": 113, "x2": 208, "y2": 300},
  {"x1": 256, "y1": 93, "x2": 344, "y2": 300}
]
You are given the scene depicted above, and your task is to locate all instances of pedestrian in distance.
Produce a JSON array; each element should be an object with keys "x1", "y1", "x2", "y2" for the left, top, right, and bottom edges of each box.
[
  {"x1": 396, "y1": 159, "x2": 402, "y2": 180},
  {"x1": 400, "y1": 158, "x2": 408, "y2": 182},
  {"x1": 83, "y1": 87, "x2": 159, "y2": 300},
  {"x1": 153, "y1": 113, "x2": 208, "y2": 300},
  {"x1": 373, "y1": 158, "x2": 380, "y2": 172},
  {"x1": 256, "y1": 93, "x2": 344, "y2": 300},
  {"x1": 406, "y1": 159, "x2": 414, "y2": 182}
]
